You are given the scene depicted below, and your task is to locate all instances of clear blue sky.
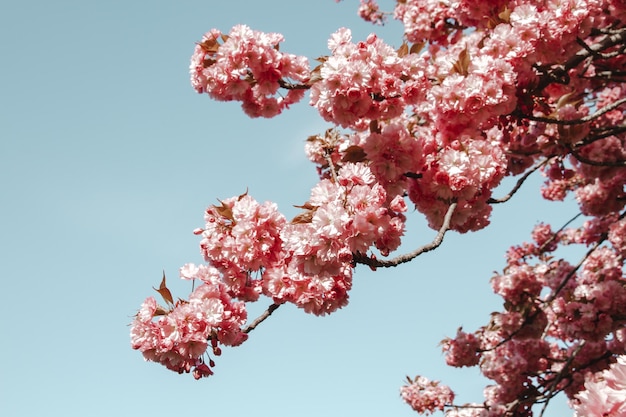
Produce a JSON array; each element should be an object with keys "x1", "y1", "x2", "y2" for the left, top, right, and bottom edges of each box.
[{"x1": 1, "y1": 1, "x2": 576, "y2": 416}]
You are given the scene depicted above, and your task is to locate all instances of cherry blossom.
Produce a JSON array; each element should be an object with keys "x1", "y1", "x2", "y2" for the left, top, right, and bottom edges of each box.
[
  {"x1": 130, "y1": 265, "x2": 248, "y2": 379},
  {"x1": 573, "y1": 356, "x2": 626, "y2": 417},
  {"x1": 190, "y1": 25, "x2": 309, "y2": 118},
  {"x1": 133, "y1": 1, "x2": 626, "y2": 415},
  {"x1": 401, "y1": 376, "x2": 455, "y2": 415}
]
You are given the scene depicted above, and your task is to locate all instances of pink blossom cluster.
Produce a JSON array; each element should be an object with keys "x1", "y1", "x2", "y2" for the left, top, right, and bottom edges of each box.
[
  {"x1": 400, "y1": 376, "x2": 455, "y2": 415},
  {"x1": 130, "y1": 265, "x2": 247, "y2": 379},
  {"x1": 308, "y1": 120, "x2": 508, "y2": 233},
  {"x1": 393, "y1": 0, "x2": 461, "y2": 45},
  {"x1": 393, "y1": 0, "x2": 603, "y2": 58},
  {"x1": 406, "y1": 130, "x2": 508, "y2": 232},
  {"x1": 425, "y1": 40, "x2": 518, "y2": 135},
  {"x1": 358, "y1": 0, "x2": 385, "y2": 25},
  {"x1": 131, "y1": 166, "x2": 410, "y2": 374},
  {"x1": 573, "y1": 355, "x2": 626, "y2": 417},
  {"x1": 310, "y1": 28, "x2": 429, "y2": 129},
  {"x1": 262, "y1": 162, "x2": 406, "y2": 315},
  {"x1": 434, "y1": 214, "x2": 626, "y2": 414},
  {"x1": 441, "y1": 328, "x2": 480, "y2": 368},
  {"x1": 190, "y1": 25, "x2": 309, "y2": 118},
  {"x1": 198, "y1": 193, "x2": 287, "y2": 302}
]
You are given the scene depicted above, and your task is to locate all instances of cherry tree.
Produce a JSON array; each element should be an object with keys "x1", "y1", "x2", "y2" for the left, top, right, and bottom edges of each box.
[{"x1": 130, "y1": 1, "x2": 626, "y2": 416}]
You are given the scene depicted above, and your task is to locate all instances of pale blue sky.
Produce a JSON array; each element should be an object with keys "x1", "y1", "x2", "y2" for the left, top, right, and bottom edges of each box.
[{"x1": 2, "y1": 1, "x2": 576, "y2": 416}]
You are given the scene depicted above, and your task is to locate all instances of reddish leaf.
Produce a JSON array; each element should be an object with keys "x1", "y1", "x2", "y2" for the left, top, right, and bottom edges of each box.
[
  {"x1": 309, "y1": 64, "x2": 324, "y2": 85},
  {"x1": 397, "y1": 42, "x2": 409, "y2": 58},
  {"x1": 293, "y1": 201, "x2": 316, "y2": 210},
  {"x1": 292, "y1": 211, "x2": 315, "y2": 223},
  {"x1": 498, "y1": 6, "x2": 511, "y2": 23},
  {"x1": 452, "y1": 47, "x2": 470, "y2": 76},
  {"x1": 153, "y1": 271, "x2": 174, "y2": 306},
  {"x1": 213, "y1": 199, "x2": 234, "y2": 221},
  {"x1": 200, "y1": 38, "x2": 220, "y2": 54},
  {"x1": 409, "y1": 42, "x2": 425, "y2": 55},
  {"x1": 369, "y1": 119, "x2": 380, "y2": 134},
  {"x1": 291, "y1": 202, "x2": 317, "y2": 224},
  {"x1": 153, "y1": 306, "x2": 169, "y2": 316},
  {"x1": 341, "y1": 145, "x2": 368, "y2": 163},
  {"x1": 237, "y1": 189, "x2": 249, "y2": 201}
]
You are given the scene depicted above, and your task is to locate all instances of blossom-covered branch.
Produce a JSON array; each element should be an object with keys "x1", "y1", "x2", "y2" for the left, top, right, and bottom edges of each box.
[
  {"x1": 131, "y1": 1, "x2": 626, "y2": 416},
  {"x1": 352, "y1": 201, "x2": 457, "y2": 268},
  {"x1": 243, "y1": 303, "x2": 281, "y2": 334}
]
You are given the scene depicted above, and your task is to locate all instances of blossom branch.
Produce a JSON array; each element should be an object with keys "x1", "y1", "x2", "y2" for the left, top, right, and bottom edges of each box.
[
  {"x1": 488, "y1": 158, "x2": 551, "y2": 204},
  {"x1": 538, "y1": 212, "x2": 583, "y2": 252},
  {"x1": 278, "y1": 79, "x2": 311, "y2": 90},
  {"x1": 589, "y1": 124, "x2": 626, "y2": 140},
  {"x1": 548, "y1": 208, "x2": 626, "y2": 300},
  {"x1": 517, "y1": 97, "x2": 626, "y2": 126},
  {"x1": 543, "y1": 208, "x2": 623, "y2": 303},
  {"x1": 533, "y1": 27, "x2": 626, "y2": 92},
  {"x1": 243, "y1": 303, "x2": 281, "y2": 334},
  {"x1": 567, "y1": 145, "x2": 626, "y2": 167},
  {"x1": 537, "y1": 341, "x2": 587, "y2": 417},
  {"x1": 353, "y1": 201, "x2": 457, "y2": 268},
  {"x1": 476, "y1": 212, "x2": 584, "y2": 355},
  {"x1": 545, "y1": 211, "x2": 626, "y2": 303}
]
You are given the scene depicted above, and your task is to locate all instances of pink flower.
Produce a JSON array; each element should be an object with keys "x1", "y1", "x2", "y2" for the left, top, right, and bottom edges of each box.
[
  {"x1": 130, "y1": 268, "x2": 248, "y2": 378},
  {"x1": 310, "y1": 29, "x2": 424, "y2": 128},
  {"x1": 574, "y1": 356, "x2": 626, "y2": 417},
  {"x1": 400, "y1": 376, "x2": 455, "y2": 414},
  {"x1": 358, "y1": 0, "x2": 385, "y2": 25},
  {"x1": 198, "y1": 193, "x2": 286, "y2": 301},
  {"x1": 190, "y1": 25, "x2": 309, "y2": 118},
  {"x1": 442, "y1": 329, "x2": 481, "y2": 367}
]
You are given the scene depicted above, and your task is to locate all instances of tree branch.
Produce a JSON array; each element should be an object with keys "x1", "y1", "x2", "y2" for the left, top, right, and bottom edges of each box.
[
  {"x1": 488, "y1": 158, "x2": 551, "y2": 204},
  {"x1": 568, "y1": 145, "x2": 626, "y2": 167},
  {"x1": 542, "y1": 209, "x2": 626, "y2": 304},
  {"x1": 353, "y1": 201, "x2": 457, "y2": 268},
  {"x1": 537, "y1": 341, "x2": 586, "y2": 417},
  {"x1": 533, "y1": 27, "x2": 626, "y2": 92},
  {"x1": 589, "y1": 124, "x2": 626, "y2": 140},
  {"x1": 278, "y1": 79, "x2": 311, "y2": 90},
  {"x1": 517, "y1": 97, "x2": 626, "y2": 126},
  {"x1": 243, "y1": 303, "x2": 281, "y2": 334}
]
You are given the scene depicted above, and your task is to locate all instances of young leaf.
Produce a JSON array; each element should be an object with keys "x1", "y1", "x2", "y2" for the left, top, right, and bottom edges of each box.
[
  {"x1": 397, "y1": 42, "x2": 409, "y2": 58},
  {"x1": 341, "y1": 145, "x2": 368, "y2": 163},
  {"x1": 153, "y1": 271, "x2": 174, "y2": 306},
  {"x1": 291, "y1": 202, "x2": 317, "y2": 224},
  {"x1": 409, "y1": 42, "x2": 425, "y2": 55},
  {"x1": 214, "y1": 199, "x2": 235, "y2": 221},
  {"x1": 452, "y1": 47, "x2": 470, "y2": 76}
]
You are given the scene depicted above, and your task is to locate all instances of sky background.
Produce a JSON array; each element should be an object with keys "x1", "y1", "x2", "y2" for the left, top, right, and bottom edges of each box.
[{"x1": 1, "y1": 1, "x2": 579, "y2": 416}]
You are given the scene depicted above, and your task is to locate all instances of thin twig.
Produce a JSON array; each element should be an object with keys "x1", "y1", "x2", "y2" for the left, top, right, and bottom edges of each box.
[
  {"x1": 547, "y1": 210, "x2": 626, "y2": 301},
  {"x1": 547, "y1": 239, "x2": 604, "y2": 303},
  {"x1": 243, "y1": 303, "x2": 281, "y2": 334},
  {"x1": 519, "y1": 97, "x2": 626, "y2": 126},
  {"x1": 532, "y1": 28, "x2": 626, "y2": 92},
  {"x1": 538, "y1": 341, "x2": 586, "y2": 417},
  {"x1": 278, "y1": 79, "x2": 311, "y2": 90},
  {"x1": 538, "y1": 212, "x2": 583, "y2": 253},
  {"x1": 568, "y1": 146, "x2": 626, "y2": 167},
  {"x1": 488, "y1": 158, "x2": 551, "y2": 204},
  {"x1": 353, "y1": 201, "x2": 457, "y2": 268}
]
